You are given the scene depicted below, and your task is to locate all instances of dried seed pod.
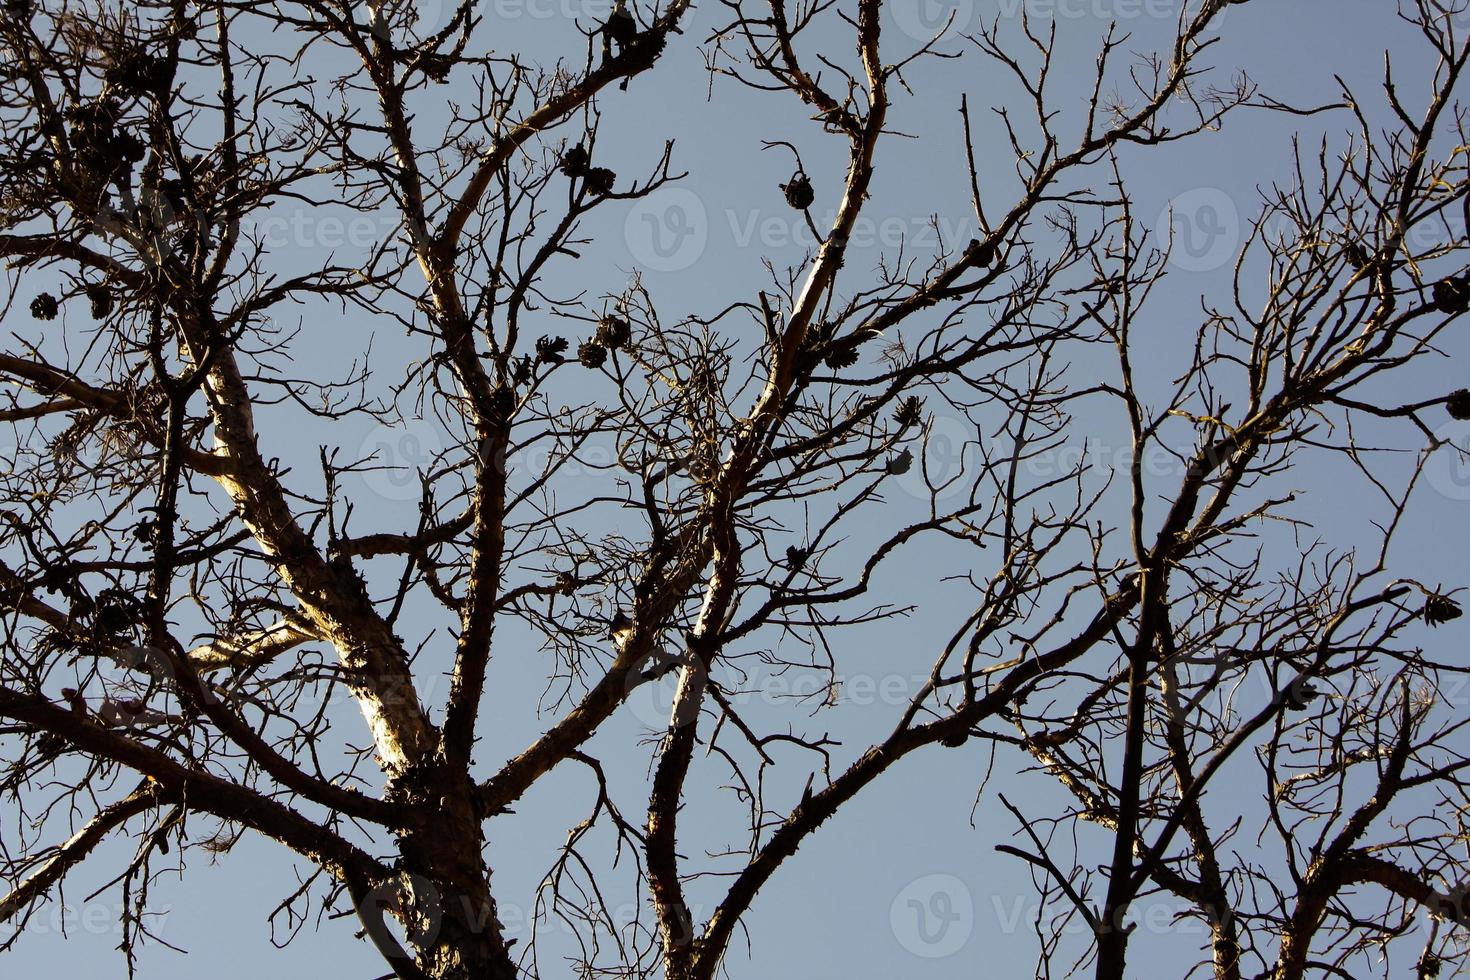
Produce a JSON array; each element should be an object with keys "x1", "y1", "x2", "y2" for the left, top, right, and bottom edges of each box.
[
  {"x1": 1343, "y1": 241, "x2": 1370, "y2": 270},
  {"x1": 784, "y1": 545, "x2": 808, "y2": 570},
  {"x1": 595, "y1": 314, "x2": 631, "y2": 349},
  {"x1": 823, "y1": 344, "x2": 858, "y2": 369},
  {"x1": 801, "y1": 320, "x2": 836, "y2": 355},
  {"x1": 94, "y1": 589, "x2": 138, "y2": 635},
  {"x1": 939, "y1": 730, "x2": 968, "y2": 748},
  {"x1": 112, "y1": 131, "x2": 145, "y2": 164},
  {"x1": 628, "y1": 30, "x2": 665, "y2": 63},
  {"x1": 36, "y1": 628, "x2": 74, "y2": 656},
  {"x1": 1433, "y1": 276, "x2": 1470, "y2": 315},
  {"x1": 583, "y1": 167, "x2": 616, "y2": 195},
  {"x1": 1423, "y1": 594, "x2": 1463, "y2": 627},
  {"x1": 535, "y1": 335, "x2": 569, "y2": 364},
  {"x1": 512, "y1": 356, "x2": 533, "y2": 385},
  {"x1": 893, "y1": 396, "x2": 923, "y2": 428},
  {"x1": 1447, "y1": 389, "x2": 1470, "y2": 420},
  {"x1": 86, "y1": 284, "x2": 113, "y2": 319},
  {"x1": 104, "y1": 52, "x2": 167, "y2": 96},
  {"x1": 780, "y1": 172, "x2": 814, "y2": 210},
  {"x1": 39, "y1": 563, "x2": 74, "y2": 596},
  {"x1": 159, "y1": 178, "x2": 186, "y2": 213},
  {"x1": 30, "y1": 293, "x2": 59, "y2": 320},
  {"x1": 578, "y1": 339, "x2": 608, "y2": 369}
]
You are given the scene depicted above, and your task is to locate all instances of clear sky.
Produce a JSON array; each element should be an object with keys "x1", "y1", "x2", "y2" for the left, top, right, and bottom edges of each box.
[{"x1": 5, "y1": 1, "x2": 1468, "y2": 978}]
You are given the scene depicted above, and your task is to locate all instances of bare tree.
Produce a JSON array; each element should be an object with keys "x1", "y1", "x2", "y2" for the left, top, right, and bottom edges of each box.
[{"x1": 1, "y1": 0, "x2": 1469, "y2": 977}]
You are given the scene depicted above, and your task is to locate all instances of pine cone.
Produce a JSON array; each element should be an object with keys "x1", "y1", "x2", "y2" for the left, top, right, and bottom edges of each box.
[
  {"x1": 535, "y1": 335, "x2": 569, "y2": 365},
  {"x1": 93, "y1": 591, "x2": 137, "y2": 636},
  {"x1": 893, "y1": 396, "x2": 923, "y2": 428},
  {"x1": 39, "y1": 563, "x2": 74, "y2": 596},
  {"x1": 578, "y1": 339, "x2": 608, "y2": 369},
  {"x1": 1433, "y1": 276, "x2": 1470, "y2": 315},
  {"x1": 1447, "y1": 389, "x2": 1470, "y2": 420},
  {"x1": 559, "y1": 144, "x2": 590, "y2": 178},
  {"x1": 30, "y1": 293, "x2": 59, "y2": 320},
  {"x1": 104, "y1": 53, "x2": 167, "y2": 96},
  {"x1": 823, "y1": 344, "x2": 859, "y2": 369},
  {"x1": 595, "y1": 314, "x2": 631, "y2": 349},
  {"x1": 1343, "y1": 241, "x2": 1370, "y2": 270},
  {"x1": 1423, "y1": 594, "x2": 1463, "y2": 627},
  {"x1": 86, "y1": 284, "x2": 113, "y2": 319},
  {"x1": 781, "y1": 172, "x2": 814, "y2": 210},
  {"x1": 583, "y1": 167, "x2": 616, "y2": 196},
  {"x1": 512, "y1": 356, "x2": 533, "y2": 385},
  {"x1": 112, "y1": 131, "x2": 145, "y2": 164}
]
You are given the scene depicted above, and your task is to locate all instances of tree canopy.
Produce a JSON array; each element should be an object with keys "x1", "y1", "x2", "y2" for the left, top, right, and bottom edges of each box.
[{"x1": 2, "y1": 1, "x2": 1470, "y2": 978}]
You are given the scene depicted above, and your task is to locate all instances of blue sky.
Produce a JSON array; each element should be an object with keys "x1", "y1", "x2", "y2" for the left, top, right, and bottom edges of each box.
[{"x1": 5, "y1": 1, "x2": 1469, "y2": 978}]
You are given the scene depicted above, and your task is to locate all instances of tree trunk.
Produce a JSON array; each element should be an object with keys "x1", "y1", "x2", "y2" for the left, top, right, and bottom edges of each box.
[{"x1": 394, "y1": 768, "x2": 519, "y2": 980}]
